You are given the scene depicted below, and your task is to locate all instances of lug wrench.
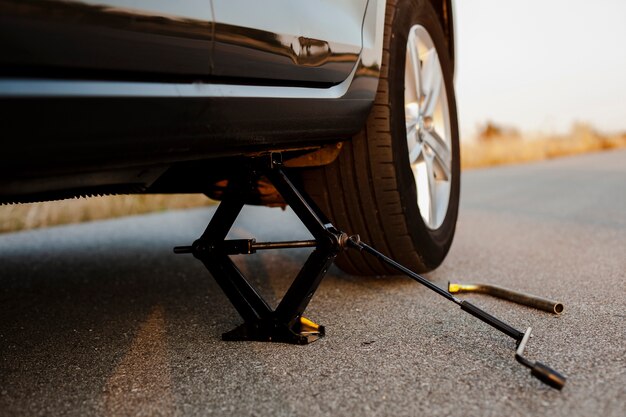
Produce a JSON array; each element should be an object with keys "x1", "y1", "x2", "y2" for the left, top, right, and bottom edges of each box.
[
  {"x1": 347, "y1": 236, "x2": 567, "y2": 390},
  {"x1": 448, "y1": 282, "x2": 564, "y2": 315}
]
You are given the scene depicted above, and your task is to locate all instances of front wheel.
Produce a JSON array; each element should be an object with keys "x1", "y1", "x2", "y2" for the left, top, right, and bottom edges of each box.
[{"x1": 301, "y1": 0, "x2": 460, "y2": 275}]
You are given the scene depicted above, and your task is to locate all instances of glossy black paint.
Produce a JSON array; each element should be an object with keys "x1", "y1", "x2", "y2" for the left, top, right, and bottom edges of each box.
[
  {"x1": 212, "y1": 23, "x2": 359, "y2": 85},
  {"x1": 0, "y1": 0, "x2": 384, "y2": 202},
  {"x1": 0, "y1": 91, "x2": 374, "y2": 201},
  {"x1": 0, "y1": 0, "x2": 367, "y2": 85},
  {"x1": 0, "y1": 0, "x2": 213, "y2": 79},
  {"x1": 0, "y1": 0, "x2": 453, "y2": 203},
  {"x1": 210, "y1": 0, "x2": 367, "y2": 85}
]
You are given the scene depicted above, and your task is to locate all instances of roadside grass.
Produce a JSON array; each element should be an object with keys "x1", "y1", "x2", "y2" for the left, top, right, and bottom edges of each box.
[
  {"x1": 1, "y1": 123, "x2": 624, "y2": 234},
  {"x1": 0, "y1": 194, "x2": 214, "y2": 234},
  {"x1": 461, "y1": 123, "x2": 626, "y2": 170}
]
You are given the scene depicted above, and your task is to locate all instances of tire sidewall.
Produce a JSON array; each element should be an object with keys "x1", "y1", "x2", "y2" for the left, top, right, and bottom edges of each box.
[{"x1": 388, "y1": 0, "x2": 461, "y2": 268}]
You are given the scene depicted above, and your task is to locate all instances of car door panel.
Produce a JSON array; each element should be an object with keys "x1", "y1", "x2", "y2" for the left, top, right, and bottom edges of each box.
[
  {"x1": 212, "y1": 0, "x2": 368, "y2": 85},
  {"x1": 0, "y1": 0, "x2": 213, "y2": 79}
]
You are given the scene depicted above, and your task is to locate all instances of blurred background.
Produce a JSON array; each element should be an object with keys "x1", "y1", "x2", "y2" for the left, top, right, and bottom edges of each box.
[
  {"x1": 455, "y1": 0, "x2": 626, "y2": 138},
  {"x1": 2, "y1": 0, "x2": 625, "y2": 232},
  {"x1": 455, "y1": 0, "x2": 626, "y2": 168}
]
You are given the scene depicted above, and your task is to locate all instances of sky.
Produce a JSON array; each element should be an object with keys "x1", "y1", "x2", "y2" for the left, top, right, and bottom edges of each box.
[{"x1": 454, "y1": 0, "x2": 626, "y2": 137}]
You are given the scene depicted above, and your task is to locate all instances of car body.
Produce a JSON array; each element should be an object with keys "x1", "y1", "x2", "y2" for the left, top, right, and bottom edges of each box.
[
  {"x1": 1, "y1": 0, "x2": 459, "y2": 276},
  {"x1": 0, "y1": 0, "x2": 453, "y2": 203}
]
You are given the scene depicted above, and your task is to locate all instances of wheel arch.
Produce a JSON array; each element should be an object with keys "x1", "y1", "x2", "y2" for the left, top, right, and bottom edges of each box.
[{"x1": 428, "y1": 0, "x2": 455, "y2": 73}]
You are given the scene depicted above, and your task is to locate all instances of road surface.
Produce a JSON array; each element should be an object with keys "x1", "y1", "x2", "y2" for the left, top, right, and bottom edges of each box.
[{"x1": 1, "y1": 149, "x2": 625, "y2": 416}]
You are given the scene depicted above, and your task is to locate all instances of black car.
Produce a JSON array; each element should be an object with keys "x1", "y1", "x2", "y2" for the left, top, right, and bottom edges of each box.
[{"x1": 0, "y1": 0, "x2": 459, "y2": 275}]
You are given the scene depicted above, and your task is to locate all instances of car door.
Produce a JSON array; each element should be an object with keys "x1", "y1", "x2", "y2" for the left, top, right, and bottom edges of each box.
[
  {"x1": 0, "y1": 0, "x2": 214, "y2": 79},
  {"x1": 211, "y1": 0, "x2": 368, "y2": 86}
]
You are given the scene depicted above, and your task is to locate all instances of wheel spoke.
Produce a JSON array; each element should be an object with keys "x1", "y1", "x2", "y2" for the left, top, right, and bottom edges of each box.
[
  {"x1": 409, "y1": 140, "x2": 422, "y2": 163},
  {"x1": 405, "y1": 102, "x2": 419, "y2": 130},
  {"x1": 424, "y1": 152, "x2": 437, "y2": 225},
  {"x1": 406, "y1": 33, "x2": 423, "y2": 103},
  {"x1": 422, "y1": 129, "x2": 451, "y2": 179},
  {"x1": 406, "y1": 122, "x2": 417, "y2": 137},
  {"x1": 420, "y1": 49, "x2": 442, "y2": 118},
  {"x1": 407, "y1": 124, "x2": 420, "y2": 161},
  {"x1": 413, "y1": 161, "x2": 430, "y2": 226}
]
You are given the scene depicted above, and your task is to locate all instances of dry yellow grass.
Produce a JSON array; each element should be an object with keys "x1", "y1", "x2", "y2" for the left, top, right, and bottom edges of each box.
[
  {"x1": 0, "y1": 194, "x2": 214, "y2": 234},
  {"x1": 462, "y1": 123, "x2": 626, "y2": 169},
  {"x1": 1, "y1": 123, "x2": 624, "y2": 234}
]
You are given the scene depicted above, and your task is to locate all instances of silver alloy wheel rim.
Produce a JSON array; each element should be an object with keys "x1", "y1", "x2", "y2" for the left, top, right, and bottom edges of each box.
[{"x1": 404, "y1": 24, "x2": 452, "y2": 230}]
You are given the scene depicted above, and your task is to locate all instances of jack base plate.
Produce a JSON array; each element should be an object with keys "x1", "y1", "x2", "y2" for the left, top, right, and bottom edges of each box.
[{"x1": 222, "y1": 316, "x2": 325, "y2": 345}]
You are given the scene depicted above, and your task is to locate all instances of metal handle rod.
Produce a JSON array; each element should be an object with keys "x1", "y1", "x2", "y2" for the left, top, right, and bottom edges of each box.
[
  {"x1": 448, "y1": 282, "x2": 564, "y2": 314},
  {"x1": 174, "y1": 240, "x2": 318, "y2": 255},
  {"x1": 252, "y1": 240, "x2": 318, "y2": 250},
  {"x1": 349, "y1": 239, "x2": 460, "y2": 304},
  {"x1": 349, "y1": 237, "x2": 566, "y2": 389},
  {"x1": 351, "y1": 239, "x2": 525, "y2": 341},
  {"x1": 174, "y1": 245, "x2": 193, "y2": 254},
  {"x1": 460, "y1": 300, "x2": 525, "y2": 340},
  {"x1": 515, "y1": 327, "x2": 567, "y2": 390}
]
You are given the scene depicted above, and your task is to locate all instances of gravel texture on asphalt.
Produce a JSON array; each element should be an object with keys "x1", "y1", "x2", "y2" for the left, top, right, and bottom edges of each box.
[{"x1": 1, "y1": 149, "x2": 625, "y2": 417}]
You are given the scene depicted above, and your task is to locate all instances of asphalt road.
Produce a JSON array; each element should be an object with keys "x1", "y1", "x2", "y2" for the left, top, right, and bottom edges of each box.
[{"x1": 1, "y1": 149, "x2": 625, "y2": 417}]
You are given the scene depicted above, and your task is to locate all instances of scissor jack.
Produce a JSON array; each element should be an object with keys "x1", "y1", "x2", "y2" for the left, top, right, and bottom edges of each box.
[{"x1": 174, "y1": 154, "x2": 566, "y2": 389}]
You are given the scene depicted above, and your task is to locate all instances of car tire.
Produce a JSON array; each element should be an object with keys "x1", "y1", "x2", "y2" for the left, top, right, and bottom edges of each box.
[{"x1": 300, "y1": 0, "x2": 460, "y2": 276}]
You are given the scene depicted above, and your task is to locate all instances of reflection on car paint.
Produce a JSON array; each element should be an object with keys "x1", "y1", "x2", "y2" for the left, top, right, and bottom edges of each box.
[
  {"x1": 212, "y1": 23, "x2": 359, "y2": 84},
  {"x1": 0, "y1": 0, "x2": 214, "y2": 76}
]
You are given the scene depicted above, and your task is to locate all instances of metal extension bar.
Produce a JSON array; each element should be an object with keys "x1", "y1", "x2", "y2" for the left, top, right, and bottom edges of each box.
[{"x1": 448, "y1": 282, "x2": 564, "y2": 314}]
